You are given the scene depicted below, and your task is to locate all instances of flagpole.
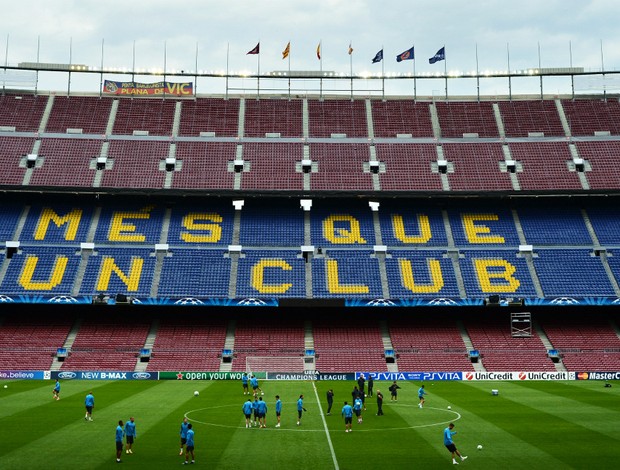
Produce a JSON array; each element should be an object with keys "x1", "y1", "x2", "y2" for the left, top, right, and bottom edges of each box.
[
  {"x1": 163, "y1": 40, "x2": 167, "y2": 100},
  {"x1": 67, "y1": 37, "x2": 72, "y2": 96},
  {"x1": 413, "y1": 44, "x2": 416, "y2": 102},
  {"x1": 507, "y1": 43, "x2": 512, "y2": 101},
  {"x1": 569, "y1": 40, "x2": 574, "y2": 99},
  {"x1": 475, "y1": 43, "x2": 480, "y2": 102},
  {"x1": 537, "y1": 41, "x2": 544, "y2": 101},
  {"x1": 319, "y1": 40, "x2": 323, "y2": 100},
  {"x1": 194, "y1": 41, "x2": 198, "y2": 98},
  {"x1": 99, "y1": 38, "x2": 104, "y2": 98},
  {"x1": 381, "y1": 45, "x2": 385, "y2": 101},
  {"x1": 349, "y1": 41, "x2": 353, "y2": 100},
  {"x1": 35, "y1": 35, "x2": 40, "y2": 95},
  {"x1": 443, "y1": 45, "x2": 447, "y2": 100},
  {"x1": 476, "y1": 43, "x2": 480, "y2": 103},
  {"x1": 225, "y1": 42, "x2": 229, "y2": 100},
  {"x1": 257, "y1": 39, "x2": 260, "y2": 99},
  {"x1": 2, "y1": 34, "x2": 8, "y2": 95},
  {"x1": 600, "y1": 39, "x2": 606, "y2": 101},
  {"x1": 132, "y1": 40, "x2": 136, "y2": 82}
]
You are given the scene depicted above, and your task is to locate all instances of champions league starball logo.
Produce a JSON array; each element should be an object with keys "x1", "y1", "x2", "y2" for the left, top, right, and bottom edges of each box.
[
  {"x1": 48, "y1": 295, "x2": 79, "y2": 303},
  {"x1": 428, "y1": 298, "x2": 458, "y2": 306},
  {"x1": 365, "y1": 299, "x2": 396, "y2": 306},
  {"x1": 174, "y1": 297, "x2": 204, "y2": 306},
  {"x1": 237, "y1": 298, "x2": 267, "y2": 306},
  {"x1": 0, "y1": 294, "x2": 14, "y2": 303},
  {"x1": 549, "y1": 297, "x2": 580, "y2": 305}
]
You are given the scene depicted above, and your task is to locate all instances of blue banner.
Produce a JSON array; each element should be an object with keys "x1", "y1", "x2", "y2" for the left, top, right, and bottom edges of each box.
[
  {"x1": 356, "y1": 371, "x2": 463, "y2": 381},
  {"x1": 52, "y1": 371, "x2": 157, "y2": 380},
  {"x1": 0, "y1": 370, "x2": 49, "y2": 380}
]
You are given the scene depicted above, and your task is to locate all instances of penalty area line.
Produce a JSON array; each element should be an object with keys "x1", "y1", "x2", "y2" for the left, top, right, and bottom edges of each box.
[{"x1": 312, "y1": 381, "x2": 339, "y2": 470}]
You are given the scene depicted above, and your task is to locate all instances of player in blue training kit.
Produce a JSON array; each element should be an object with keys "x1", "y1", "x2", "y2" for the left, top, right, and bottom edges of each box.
[
  {"x1": 115, "y1": 420, "x2": 124, "y2": 463},
  {"x1": 342, "y1": 401, "x2": 353, "y2": 433},
  {"x1": 183, "y1": 423, "x2": 195, "y2": 465},
  {"x1": 353, "y1": 397, "x2": 363, "y2": 424},
  {"x1": 85, "y1": 392, "x2": 95, "y2": 421},
  {"x1": 252, "y1": 396, "x2": 260, "y2": 427},
  {"x1": 257, "y1": 396, "x2": 268, "y2": 428},
  {"x1": 242, "y1": 373, "x2": 249, "y2": 395},
  {"x1": 124, "y1": 417, "x2": 136, "y2": 454},
  {"x1": 296, "y1": 394, "x2": 306, "y2": 426},
  {"x1": 275, "y1": 395, "x2": 282, "y2": 428},
  {"x1": 243, "y1": 398, "x2": 253, "y2": 428},
  {"x1": 418, "y1": 385, "x2": 427, "y2": 408},
  {"x1": 179, "y1": 417, "x2": 190, "y2": 455},
  {"x1": 53, "y1": 380, "x2": 60, "y2": 400},
  {"x1": 444, "y1": 422, "x2": 467, "y2": 465},
  {"x1": 250, "y1": 375, "x2": 263, "y2": 396}
]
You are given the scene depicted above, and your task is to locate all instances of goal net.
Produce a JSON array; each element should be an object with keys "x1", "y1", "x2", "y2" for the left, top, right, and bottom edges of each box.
[{"x1": 245, "y1": 356, "x2": 306, "y2": 374}]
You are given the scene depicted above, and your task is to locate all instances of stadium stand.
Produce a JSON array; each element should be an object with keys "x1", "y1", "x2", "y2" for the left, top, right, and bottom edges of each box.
[
  {"x1": 243, "y1": 98, "x2": 303, "y2": 138},
  {"x1": 539, "y1": 314, "x2": 620, "y2": 371},
  {"x1": 231, "y1": 317, "x2": 306, "y2": 372},
  {"x1": 435, "y1": 101, "x2": 499, "y2": 138},
  {"x1": 371, "y1": 100, "x2": 434, "y2": 137},
  {"x1": 29, "y1": 138, "x2": 101, "y2": 187},
  {"x1": 307, "y1": 99, "x2": 367, "y2": 137},
  {"x1": 172, "y1": 141, "x2": 237, "y2": 190},
  {"x1": 112, "y1": 98, "x2": 176, "y2": 136},
  {"x1": 0, "y1": 315, "x2": 72, "y2": 370},
  {"x1": 45, "y1": 96, "x2": 112, "y2": 134},
  {"x1": 0, "y1": 94, "x2": 47, "y2": 132},
  {"x1": 561, "y1": 99, "x2": 620, "y2": 136},
  {"x1": 146, "y1": 317, "x2": 227, "y2": 372},
  {"x1": 2, "y1": 91, "x2": 620, "y2": 376},
  {"x1": 178, "y1": 98, "x2": 240, "y2": 137},
  {"x1": 313, "y1": 318, "x2": 388, "y2": 372},
  {"x1": 497, "y1": 100, "x2": 565, "y2": 137},
  {"x1": 0, "y1": 136, "x2": 36, "y2": 185},
  {"x1": 374, "y1": 143, "x2": 444, "y2": 191},
  {"x1": 60, "y1": 318, "x2": 150, "y2": 371},
  {"x1": 240, "y1": 142, "x2": 305, "y2": 191},
  {"x1": 388, "y1": 316, "x2": 473, "y2": 372},
  {"x1": 463, "y1": 315, "x2": 555, "y2": 371}
]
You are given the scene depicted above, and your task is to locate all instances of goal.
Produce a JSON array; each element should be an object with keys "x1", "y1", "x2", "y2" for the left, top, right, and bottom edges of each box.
[{"x1": 245, "y1": 356, "x2": 306, "y2": 374}]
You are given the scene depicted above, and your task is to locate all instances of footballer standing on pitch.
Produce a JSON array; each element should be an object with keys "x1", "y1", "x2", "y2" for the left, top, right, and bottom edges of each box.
[
  {"x1": 179, "y1": 417, "x2": 189, "y2": 455},
  {"x1": 183, "y1": 423, "x2": 195, "y2": 465},
  {"x1": 85, "y1": 391, "x2": 95, "y2": 421},
  {"x1": 115, "y1": 420, "x2": 124, "y2": 463}
]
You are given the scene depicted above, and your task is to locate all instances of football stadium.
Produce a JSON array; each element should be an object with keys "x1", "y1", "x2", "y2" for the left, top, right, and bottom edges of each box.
[{"x1": 1, "y1": 45, "x2": 620, "y2": 469}]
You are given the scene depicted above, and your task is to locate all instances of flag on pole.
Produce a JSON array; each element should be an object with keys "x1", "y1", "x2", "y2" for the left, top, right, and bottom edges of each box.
[
  {"x1": 372, "y1": 49, "x2": 383, "y2": 63},
  {"x1": 429, "y1": 46, "x2": 445, "y2": 64},
  {"x1": 282, "y1": 42, "x2": 290, "y2": 59},
  {"x1": 396, "y1": 46, "x2": 414, "y2": 62},
  {"x1": 348, "y1": 42, "x2": 353, "y2": 55},
  {"x1": 246, "y1": 43, "x2": 260, "y2": 55},
  {"x1": 317, "y1": 42, "x2": 321, "y2": 60}
]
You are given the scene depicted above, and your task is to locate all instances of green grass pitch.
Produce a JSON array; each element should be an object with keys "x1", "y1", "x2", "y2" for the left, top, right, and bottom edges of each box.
[{"x1": 1, "y1": 379, "x2": 619, "y2": 469}]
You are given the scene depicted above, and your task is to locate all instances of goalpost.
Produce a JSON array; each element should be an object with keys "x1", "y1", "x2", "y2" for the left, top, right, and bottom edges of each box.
[{"x1": 245, "y1": 356, "x2": 307, "y2": 375}]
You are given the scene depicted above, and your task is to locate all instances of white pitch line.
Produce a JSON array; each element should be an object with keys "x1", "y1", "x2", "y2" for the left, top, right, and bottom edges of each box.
[{"x1": 312, "y1": 381, "x2": 339, "y2": 470}]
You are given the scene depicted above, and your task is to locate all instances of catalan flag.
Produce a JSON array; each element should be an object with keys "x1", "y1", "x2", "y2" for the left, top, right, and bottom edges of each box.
[
  {"x1": 348, "y1": 42, "x2": 353, "y2": 55},
  {"x1": 282, "y1": 42, "x2": 290, "y2": 59},
  {"x1": 317, "y1": 42, "x2": 321, "y2": 60}
]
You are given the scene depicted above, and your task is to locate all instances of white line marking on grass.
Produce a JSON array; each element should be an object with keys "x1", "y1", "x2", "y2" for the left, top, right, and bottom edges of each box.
[
  {"x1": 312, "y1": 381, "x2": 340, "y2": 470},
  {"x1": 184, "y1": 405, "x2": 460, "y2": 433}
]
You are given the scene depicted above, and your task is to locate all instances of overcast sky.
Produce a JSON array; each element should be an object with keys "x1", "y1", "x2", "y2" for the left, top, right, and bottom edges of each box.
[{"x1": 3, "y1": 0, "x2": 620, "y2": 97}]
